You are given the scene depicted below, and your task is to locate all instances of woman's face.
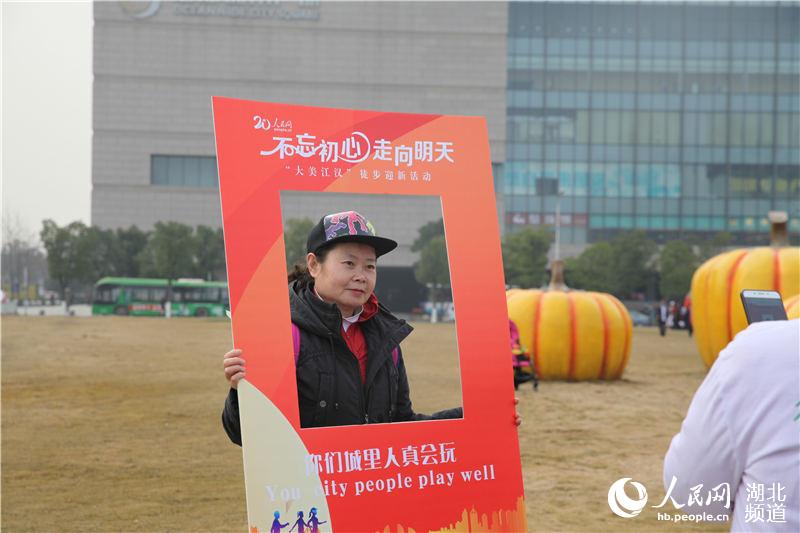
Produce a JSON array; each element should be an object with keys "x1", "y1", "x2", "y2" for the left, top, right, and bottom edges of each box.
[{"x1": 308, "y1": 242, "x2": 377, "y2": 317}]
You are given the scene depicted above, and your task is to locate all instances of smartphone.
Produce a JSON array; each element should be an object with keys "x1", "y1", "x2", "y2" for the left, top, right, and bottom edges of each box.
[{"x1": 740, "y1": 290, "x2": 787, "y2": 324}]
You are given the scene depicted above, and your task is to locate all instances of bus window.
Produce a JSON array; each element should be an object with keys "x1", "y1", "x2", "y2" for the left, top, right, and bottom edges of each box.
[
  {"x1": 151, "y1": 288, "x2": 167, "y2": 303},
  {"x1": 130, "y1": 287, "x2": 152, "y2": 302},
  {"x1": 94, "y1": 284, "x2": 120, "y2": 303},
  {"x1": 202, "y1": 287, "x2": 220, "y2": 302},
  {"x1": 187, "y1": 289, "x2": 203, "y2": 302}
]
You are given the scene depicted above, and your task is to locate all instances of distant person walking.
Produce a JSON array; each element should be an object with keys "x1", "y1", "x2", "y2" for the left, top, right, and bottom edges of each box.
[
  {"x1": 656, "y1": 299, "x2": 668, "y2": 337},
  {"x1": 668, "y1": 300, "x2": 678, "y2": 329},
  {"x1": 683, "y1": 294, "x2": 693, "y2": 337}
]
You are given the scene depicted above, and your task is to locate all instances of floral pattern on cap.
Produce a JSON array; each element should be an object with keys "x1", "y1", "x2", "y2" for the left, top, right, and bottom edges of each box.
[{"x1": 323, "y1": 211, "x2": 377, "y2": 241}]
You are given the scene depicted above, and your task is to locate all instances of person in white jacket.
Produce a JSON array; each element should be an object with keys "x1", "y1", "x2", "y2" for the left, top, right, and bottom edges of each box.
[{"x1": 663, "y1": 319, "x2": 800, "y2": 531}]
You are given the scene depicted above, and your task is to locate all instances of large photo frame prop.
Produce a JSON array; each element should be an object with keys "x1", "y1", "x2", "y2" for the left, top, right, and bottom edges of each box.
[{"x1": 213, "y1": 98, "x2": 527, "y2": 533}]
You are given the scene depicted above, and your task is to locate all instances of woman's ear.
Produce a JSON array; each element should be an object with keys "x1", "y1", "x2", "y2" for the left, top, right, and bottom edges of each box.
[{"x1": 307, "y1": 252, "x2": 320, "y2": 278}]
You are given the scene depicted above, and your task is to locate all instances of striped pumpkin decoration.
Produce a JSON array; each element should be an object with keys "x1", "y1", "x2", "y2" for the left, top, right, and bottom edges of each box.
[
  {"x1": 784, "y1": 294, "x2": 800, "y2": 320},
  {"x1": 506, "y1": 261, "x2": 633, "y2": 381},
  {"x1": 691, "y1": 213, "x2": 800, "y2": 368}
]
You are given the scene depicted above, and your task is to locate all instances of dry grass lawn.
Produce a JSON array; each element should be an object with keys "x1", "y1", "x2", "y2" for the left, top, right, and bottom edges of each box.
[{"x1": 2, "y1": 316, "x2": 727, "y2": 532}]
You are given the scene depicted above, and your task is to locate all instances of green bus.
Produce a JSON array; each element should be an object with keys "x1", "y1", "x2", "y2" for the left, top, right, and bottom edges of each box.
[{"x1": 92, "y1": 277, "x2": 229, "y2": 317}]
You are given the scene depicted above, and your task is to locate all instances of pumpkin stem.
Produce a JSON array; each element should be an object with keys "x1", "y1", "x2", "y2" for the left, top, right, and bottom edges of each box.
[
  {"x1": 769, "y1": 211, "x2": 788, "y2": 247},
  {"x1": 548, "y1": 259, "x2": 569, "y2": 291}
]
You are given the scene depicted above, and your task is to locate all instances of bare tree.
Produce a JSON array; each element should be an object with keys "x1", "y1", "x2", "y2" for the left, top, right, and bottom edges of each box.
[{"x1": 1, "y1": 212, "x2": 47, "y2": 302}]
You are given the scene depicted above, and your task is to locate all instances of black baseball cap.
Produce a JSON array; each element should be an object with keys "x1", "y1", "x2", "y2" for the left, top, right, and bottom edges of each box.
[{"x1": 306, "y1": 211, "x2": 398, "y2": 258}]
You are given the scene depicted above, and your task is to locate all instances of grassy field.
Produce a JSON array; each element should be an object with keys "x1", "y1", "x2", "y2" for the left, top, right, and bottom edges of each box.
[{"x1": 2, "y1": 316, "x2": 727, "y2": 532}]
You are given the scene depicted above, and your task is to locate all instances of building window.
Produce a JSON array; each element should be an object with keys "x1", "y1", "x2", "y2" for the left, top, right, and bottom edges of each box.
[
  {"x1": 492, "y1": 163, "x2": 504, "y2": 192},
  {"x1": 151, "y1": 155, "x2": 218, "y2": 188}
]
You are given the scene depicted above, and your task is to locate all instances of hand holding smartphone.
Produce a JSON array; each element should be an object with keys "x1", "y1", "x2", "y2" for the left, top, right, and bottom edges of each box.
[{"x1": 740, "y1": 290, "x2": 788, "y2": 324}]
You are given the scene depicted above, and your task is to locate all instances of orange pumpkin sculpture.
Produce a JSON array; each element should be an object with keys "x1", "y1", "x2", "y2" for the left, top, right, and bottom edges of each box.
[
  {"x1": 691, "y1": 212, "x2": 800, "y2": 368},
  {"x1": 506, "y1": 261, "x2": 633, "y2": 381}
]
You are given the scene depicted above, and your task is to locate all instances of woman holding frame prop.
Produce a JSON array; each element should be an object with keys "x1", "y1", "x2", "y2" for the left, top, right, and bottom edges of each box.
[{"x1": 222, "y1": 210, "x2": 473, "y2": 442}]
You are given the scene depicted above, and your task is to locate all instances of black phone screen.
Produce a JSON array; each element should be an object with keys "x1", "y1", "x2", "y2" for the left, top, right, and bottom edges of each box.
[{"x1": 741, "y1": 294, "x2": 788, "y2": 324}]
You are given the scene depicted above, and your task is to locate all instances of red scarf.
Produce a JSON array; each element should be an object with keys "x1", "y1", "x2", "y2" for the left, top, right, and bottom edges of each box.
[{"x1": 341, "y1": 293, "x2": 379, "y2": 384}]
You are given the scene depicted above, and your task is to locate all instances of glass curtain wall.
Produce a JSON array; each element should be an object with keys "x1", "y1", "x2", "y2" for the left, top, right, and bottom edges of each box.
[{"x1": 506, "y1": 2, "x2": 800, "y2": 245}]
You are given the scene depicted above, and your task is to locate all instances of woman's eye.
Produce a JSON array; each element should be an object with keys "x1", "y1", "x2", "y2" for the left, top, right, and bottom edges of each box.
[{"x1": 367, "y1": 265, "x2": 376, "y2": 270}]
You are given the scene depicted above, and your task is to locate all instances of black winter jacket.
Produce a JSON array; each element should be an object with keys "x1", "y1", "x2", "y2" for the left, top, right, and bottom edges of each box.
[{"x1": 222, "y1": 281, "x2": 462, "y2": 445}]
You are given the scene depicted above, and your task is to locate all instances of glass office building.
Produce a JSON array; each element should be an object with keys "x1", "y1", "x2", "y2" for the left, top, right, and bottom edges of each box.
[{"x1": 505, "y1": 2, "x2": 799, "y2": 247}]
